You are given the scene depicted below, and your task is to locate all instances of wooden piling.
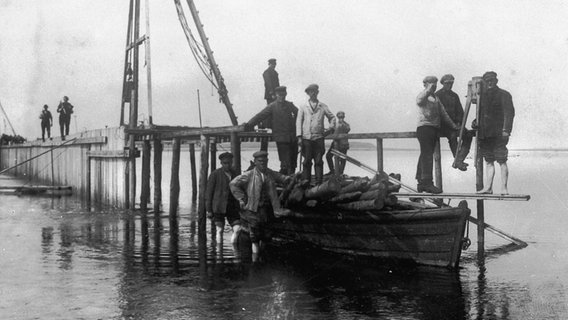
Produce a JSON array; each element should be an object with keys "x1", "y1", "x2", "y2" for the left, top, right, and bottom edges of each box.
[
  {"x1": 189, "y1": 142, "x2": 198, "y2": 201},
  {"x1": 210, "y1": 138, "x2": 217, "y2": 172},
  {"x1": 476, "y1": 143, "x2": 485, "y2": 255},
  {"x1": 140, "y1": 140, "x2": 151, "y2": 210},
  {"x1": 86, "y1": 145, "x2": 91, "y2": 207},
  {"x1": 198, "y1": 135, "x2": 210, "y2": 243},
  {"x1": 376, "y1": 138, "x2": 383, "y2": 172},
  {"x1": 169, "y1": 138, "x2": 181, "y2": 217},
  {"x1": 434, "y1": 138, "x2": 442, "y2": 189},
  {"x1": 230, "y1": 132, "x2": 241, "y2": 174},
  {"x1": 153, "y1": 139, "x2": 162, "y2": 214}
]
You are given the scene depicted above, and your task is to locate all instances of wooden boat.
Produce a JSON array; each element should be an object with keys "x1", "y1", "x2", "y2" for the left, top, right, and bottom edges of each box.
[{"x1": 268, "y1": 199, "x2": 470, "y2": 269}]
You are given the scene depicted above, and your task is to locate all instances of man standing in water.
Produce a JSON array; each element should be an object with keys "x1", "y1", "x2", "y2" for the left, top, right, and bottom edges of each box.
[
  {"x1": 435, "y1": 74, "x2": 472, "y2": 171},
  {"x1": 296, "y1": 84, "x2": 336, "y2": 185},
  {"x1": 229, "y1": 151, "x2": 291, "y2": 262},
  {"x1": 415, "y1": 76, "x2": 459, "y2": 194},
  {"x1": 246, "y1": 86, "x2": 298, "y2": 174},
  {"x1": 39, "y1": 104, "x2": 53, "y2": 142},
  {"x1": 56, "y1": 96, "x2": 74, "y2": 140},
  {"x1": 206, "y1": 152, "x2": 241, "y2": 245},
  {"x1": 475, "y1": 71, "x2": 515, "y2": 194}
]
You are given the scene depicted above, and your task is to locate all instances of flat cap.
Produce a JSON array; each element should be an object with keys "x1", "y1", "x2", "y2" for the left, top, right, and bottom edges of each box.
[
  {"x1": 253, "y1": 150, "x2": 268, "y2": 158},
  {"x1": 422, "y1": 76, "x2": 438, "y2": 84},
  {"x1": 440, "y1": 74, "x2": 455, "y2": 83},
  {"x1": 305, "y1": 83, "x2": 319, "y2": 93},
  {"x1": 274, "y1": 86, "x2": 287, "y2": 93},
  {"x1": 336, "y1": 111, "x2": 345, "y2": 117},
  {"x1": 268, "y1": 58, "x2": 276, "y2": 64},
  {"x1": 482, "y1": 71, "x2": 497, "y2": 80},
  {"x1": 218, "y1": 152, "x2": 233, "y2": 160}
]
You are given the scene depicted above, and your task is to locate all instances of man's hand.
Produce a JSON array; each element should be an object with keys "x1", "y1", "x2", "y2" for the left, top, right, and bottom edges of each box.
[
  {"x1": 239, "y1": 200, "x2": 246, "y2": 209},
  {"x1": 297, "y1": 136, "x2": 302, "y2": 145},
  {"x1": 471, "y1": 119, "x2": 478, "y2": 130},
  {"x1": 502, "y1": 131, "x2": 510, "y2": 137},
  {"x1": 426, "y1": 82, "x2": 436, "y2": 94}
]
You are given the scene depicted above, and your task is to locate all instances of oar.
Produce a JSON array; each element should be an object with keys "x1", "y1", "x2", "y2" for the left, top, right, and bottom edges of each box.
[{"x1": 329, "y1": 149, "x2": 443, "y2": 207}]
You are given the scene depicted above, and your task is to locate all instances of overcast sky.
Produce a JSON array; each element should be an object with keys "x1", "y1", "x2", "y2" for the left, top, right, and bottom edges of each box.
[{"x1": 1, "y1": 0, "x2": 567, "y2": 149}]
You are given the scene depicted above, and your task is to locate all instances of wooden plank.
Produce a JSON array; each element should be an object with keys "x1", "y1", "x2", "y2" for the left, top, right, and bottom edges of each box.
[
  {"x1": 392, "y1": 192, "x2": 530, "y2": 201},
  {"x1": 87, "y1": 149, "x2": 139, "y2": 158}
]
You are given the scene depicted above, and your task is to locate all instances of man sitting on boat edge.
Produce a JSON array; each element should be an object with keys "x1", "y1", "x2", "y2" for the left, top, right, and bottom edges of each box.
[{"x1": 229, "y1": 150, "x2": 292, "y2": 262}]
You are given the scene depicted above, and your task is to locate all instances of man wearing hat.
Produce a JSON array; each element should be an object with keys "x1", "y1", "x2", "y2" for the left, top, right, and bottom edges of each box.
[
  {"x1": 435, "y1": 74, "x2": 472, "y2": 171},
  {"x1": 39, "y1": 104, "x2": 53, "y2": 142},
  {"x1": 261, "y1": 58, "x2": 280, "y2": 129},
  {"x1": 246, "y1": 85, "x2": 298, "y2": 174},
  {"x1": 205, "y1": 152, "x2": 241, "y2": 245},
  {"x1": 56, "y1": 95, "x2": 74, "y2": 140},
  {"x1": 325, "y1": 111, "x2": 351, "y2": 175},
  {"x1": 474, "y1": 71, "x2": 515, "y2": 194},
  {"x1": 415, "y1": 76, "x2": 459, "y2": 194},
  {"x1": 297, "y1": 84, "x2": 336, "y2": 185},
  {"x1": 229, "y1": 151, "x2": 291, "y2": 262}
]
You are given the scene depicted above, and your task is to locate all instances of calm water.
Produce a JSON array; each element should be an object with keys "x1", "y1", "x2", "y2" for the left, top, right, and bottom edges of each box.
[{"x1": 1, "y1": 148, "x2": 568, "y2": 319}]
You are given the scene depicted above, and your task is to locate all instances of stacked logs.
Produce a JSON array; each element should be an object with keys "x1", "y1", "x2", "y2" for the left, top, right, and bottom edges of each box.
[{"x1": 281, "y1": 172, "x2": 402, "y2": 212}]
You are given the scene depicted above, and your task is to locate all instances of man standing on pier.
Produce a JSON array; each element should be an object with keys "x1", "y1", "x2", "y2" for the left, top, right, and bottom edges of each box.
[
  {"x1": 206, "y1": 152, "x2": 241, "y2": 245},
  {"x1": 245, "y1": 86, "x2": 298, "y2": 174},
  {"x1": 39, "y1": 104, "x2": 52, "y2": 142},
  {"x1": 297, "y1": 84, "x2": 336, "y2": 185},
  {"x1": 325, "y1": 111, "x2": 350, "y2": 175},
  {"x1": 415, "y1": 76, "x2": 459, "y2": 194},
  {"x1": 56, "y1": 96, "x2": 74, "y2": 140},
  {"x1": 475, "y1": 71, "x2": 515, "y2": 194},
  {"x1": 435, "y1": 74, "x2": 472, "y2": 171},
  {"x1": 261, "y1": 58, "x2": 279, "y2": 129},
  {"x1": 229, "y1": 151, "x2": 291, "y2": 262}
]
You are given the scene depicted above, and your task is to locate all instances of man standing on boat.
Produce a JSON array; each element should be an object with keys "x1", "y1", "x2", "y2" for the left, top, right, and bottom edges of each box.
[
  {"x1": 435, "y1": 74, "x2": 472, "y2": 171},
  {"x1": 246, "y1": 86, "x2": 298, "y2": 174},
  {"x1": 39, "y1": 104, "x2": 53, "y2": 142},
  {"x1": 415, "y1": 76, "x2": 459, "y2": 194},
  {"x1": 229, "y1": 151, "x2": 291, "y2": 262},
  {"x1": 325, "y1": 111, "x2": 350, "y2": 175},
  {"x1": 206, "y1": 152, "x2": 241, "y2": 245},
  {"x1": 474, "y1": 71, "x2": 515, "y2": 194},
  {"x1": 56, "y1": 96, "x2": 74, "y2": 140},
  {"x1": 297, "y1": 84, "x2": 336, "y2": 185},
  {"x1": 260, "y1": 58, "x2": 280, "y2": 129}
]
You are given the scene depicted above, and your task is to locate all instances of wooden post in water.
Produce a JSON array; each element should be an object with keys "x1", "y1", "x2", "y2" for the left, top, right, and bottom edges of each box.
[
  {"x1": 153, "y1": 139, "x2": 162, "y2": 214},
  {"x1": 140, "y1": 140, "x2": 151, "y2": 210},
  {"x1": 434, "y1": 138, "x2": 442, "y2": 190},
  {"x1": 169, "y1": 138, "x2": 181, "y2": 217},
  {"x1": 376, "y1": 138, "x2": 383, "y2": 172},
  {"x1": 476, "y1": 141, "x2": 485, "y2": 256},
  {"x1": 230, "y1": 132, "x2": 241, "y2": 174},
  {"x1": 189, "y1": 142, "x2": 198, "y2": 201},
  {"x1": 86, "y1": 145, "x2": 91, "y2": 208},
  {"x1": 198, "y1": 135, "x2": 210, "y2": 244},
  {"x1": 210, "y1": 138, "x2": 217, "y2": 172}
]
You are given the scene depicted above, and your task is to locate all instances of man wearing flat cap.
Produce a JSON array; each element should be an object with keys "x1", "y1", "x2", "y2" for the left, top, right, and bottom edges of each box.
[
  {"x1": 297, "y1": 83, "x2": 336, "y2": 185},
  {"x1": 206, "y1": 152, "x2": 241, "y2": 245},
  {"x1": 474, "y1": 71, "x2": 515, "y2": 194},
  {"x1": 246, "y1": 85, "x2": 298, "y2": 174},
  {"x1": 415, "y1": 76, "x2": 459, "y2": 194},
  {"x1": 435, "y1": 74, "x2": 472, "y2": 171},
  {"x1": 261, "y1": 58, "x2": 280, "y2": 129},
  {"x1": 230, "y1": 151, "x2": 291, "y2": 261}
]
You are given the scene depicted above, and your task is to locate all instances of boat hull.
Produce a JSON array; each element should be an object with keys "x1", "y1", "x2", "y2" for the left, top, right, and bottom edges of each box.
[{"x1": 268, "y1": 204, "x2": 470, "y2": 268}]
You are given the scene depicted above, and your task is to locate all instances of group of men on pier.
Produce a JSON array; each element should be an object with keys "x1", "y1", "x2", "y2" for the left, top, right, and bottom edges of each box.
[
  {"x1": 206, "y1": 58, "x2": 515, "y2": 262},
  {"x1": 39, "y1": 95, "x2": 75, "y2": 142}
]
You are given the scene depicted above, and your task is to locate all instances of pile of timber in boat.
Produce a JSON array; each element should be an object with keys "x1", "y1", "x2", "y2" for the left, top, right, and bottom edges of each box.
[{"x1": 281, "y1": 172, "x2": 402, "y2": 212}]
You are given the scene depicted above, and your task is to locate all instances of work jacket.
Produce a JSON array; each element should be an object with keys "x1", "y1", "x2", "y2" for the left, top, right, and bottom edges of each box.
[
  {"x1": 416, "y1": 89, "x2": 456, "y2": 129},
  {"x1": 248, "y1": 100, "x2": 298, "y2": 142},
  {"x1": 205, "y1": 168, "x2": 238, "y2": 213},
  {"x1": 296, "y1": 100, "x2": 336, "y2": 140},
  {"x1": 57, "y1": 102, "x2": 74, "y2": 118},
  {"x1": 230, "y1": 167, "x2": 289, "y2": 213},
  {"x1": 435, "y1": 89, "x2": 464, "y2": 126},
  {"x1": 478, "y1": 86, "x2": 515, "y2": 139}
]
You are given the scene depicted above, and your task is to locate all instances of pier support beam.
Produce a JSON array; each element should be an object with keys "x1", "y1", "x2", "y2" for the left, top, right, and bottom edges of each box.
[
  {"x1": 153, "y1": 139, "x2": 162, "y2": 214},
  {"x1": 189, "y1": 142, "x2": 197, "y2": 201},
  {"x1": 210, "y1": 139, "x2": 217, "y2": 172},
  {"x1": 376, "y1": 138, "x2": 383, "y2": 172},
  {"x1": 198, "y1": 135, "x2": 210, "y2": 244},
  {"x1": 230, "y1": 132, "x2": 241, "y2": 174},
  {"x1": 434, "y1": 138, "x2": 442, "y2": 190},
  {"x1": 169, "y1": 138, "x2": 181, "y2": 217},
  {"x1": 140, "y1": 140, "x2": 151, "y2": 211}
]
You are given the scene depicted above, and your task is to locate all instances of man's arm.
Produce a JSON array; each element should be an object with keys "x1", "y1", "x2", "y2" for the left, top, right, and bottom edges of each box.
[
  {"x1": 296, "y1": 107, "x2": 304, "y2": 138},
  {"x1": 229, "y1": 173, "x2": 249, "y2": 205},
  {"x1": 439, "y1": 100, "x2": 458, "y2": 130},
  {"x1": 247, "y1": 105, "x2": 273, "y2": 128},
  {"x1": 502, "y1": 91, "x2": 515, "y2": 135},
  {"x1": 417, "y1": 83, "x2": 435, "y2": 106}
]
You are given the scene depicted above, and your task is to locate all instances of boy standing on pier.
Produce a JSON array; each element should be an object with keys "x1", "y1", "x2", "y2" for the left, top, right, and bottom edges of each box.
[
  {"x1": 39, "y1": 105, "x2": 53, "y2": 142},
  {"x1": 325, "y1": 111, "x2": 350, "y2": 175},
  {"x1": 206, "y1": 152, "x2": 241, "y2": 244},
  {"x1": 56, "y1": 96, "x2": 74, "y2": 140}
]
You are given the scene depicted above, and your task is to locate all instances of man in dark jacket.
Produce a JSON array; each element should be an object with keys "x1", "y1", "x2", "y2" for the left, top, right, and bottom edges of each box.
[
  {"x1": 39, "y1": 104, "x2": 53, "y2": 142},
  {"x1": 56, "y1": 96, "x2": 74, "y2": 140},
  {"x1": 246, "y1": 86, "x2": 298, "y2": 174},
  {"x1": 206, "y1": 152, "x2": 241, "y2": 244},
  {"x1": 435, "y1": 74, "x2": 472, "y2": 171},
  {"x1": 475, "y1": 71, "x2": 515, "y2": 194},
  {"x1": 260, "y1": 58, "x2": 279, "y2": 129}
]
